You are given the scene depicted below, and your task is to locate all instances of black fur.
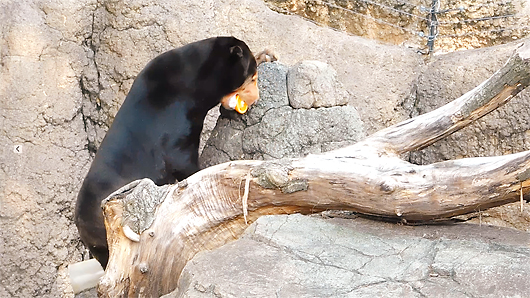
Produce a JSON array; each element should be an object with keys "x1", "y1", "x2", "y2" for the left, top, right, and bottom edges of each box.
[{"x1": 75, "y1": 37, "x2": 257, "y2": 268}]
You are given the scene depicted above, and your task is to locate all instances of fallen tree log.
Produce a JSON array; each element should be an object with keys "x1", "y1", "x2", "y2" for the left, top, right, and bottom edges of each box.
[{"x1": 98, "y1": 41, "x2": 530, "y2": 297}]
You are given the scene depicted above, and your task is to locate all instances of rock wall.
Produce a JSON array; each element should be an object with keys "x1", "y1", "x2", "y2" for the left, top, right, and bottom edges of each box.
[
  {"x1": 266, "y1": 0, "x2": 530, "y2": 52},
  {"x1": 1, "y1": 0, "x2": 529, "y2": 297},
  {"x1": 0, "y1": 1, "x2": 97, "y2": 296}
]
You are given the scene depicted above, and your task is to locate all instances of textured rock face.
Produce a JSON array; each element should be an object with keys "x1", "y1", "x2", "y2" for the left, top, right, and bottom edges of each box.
[
  {"x1": 409, "y1": 42, "x2": 530, "y2": 230},
  {"x1": 410, "y1": 43, "x2": 530, "y2": 164},
  {"x1": 169, "y1": 214, "x2": 530, "y2": 298},
  {"x1": 0, "y1": 0, "x2": 421, "y2": 296},
  {"x1": 1, "y1": 0, "x2": 529, "y2": 297},
  {"x1": 287, "y1": 60, "x2": 349, "y2": 109},
  {"x1": 199, "y1": 62, "x2": 365, "y2": 168},
  {"x1": 0, "y1": 1, "x2": 96, "y2": 297}
]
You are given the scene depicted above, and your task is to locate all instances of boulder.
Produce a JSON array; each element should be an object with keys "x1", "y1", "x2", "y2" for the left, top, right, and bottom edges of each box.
[
  {"x1": 199, "y1": 62, "x2": 366, "y2": 168},
  {"x1": 167, "y1": 214, "x2": 530, "y2": 298},
  {"x1": 287, "y1": 60, "x2": 349, "y2": 109}
]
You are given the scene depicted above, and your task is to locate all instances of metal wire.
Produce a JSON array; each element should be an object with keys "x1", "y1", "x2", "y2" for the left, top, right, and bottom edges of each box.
[
  {"x1": 439, "y1": 14, "x2": 516, "y2": 25},
  {"x1": 439, "y1": 26, "x2": 530, "y2": 38},
  {"x1": 345, "y1": 0, "x2": 430, "y2": 21},
  {"x1": 308, "y1": 0, "x2": 426, "y2": 36},
  {"x1": 264, "y1": 3, "x2": 368, "y2": 37},
  {"x1": 444, "y1": 1, "x2": 515, "y2": 12},
  {"x1": 392, "y1": 0, "x2": 428, "y2": 9}
]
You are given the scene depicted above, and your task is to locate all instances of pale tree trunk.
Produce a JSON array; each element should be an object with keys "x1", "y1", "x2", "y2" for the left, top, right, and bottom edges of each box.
[{"x1": 98, "y1": 41, "x2": 530, "y2": 297}]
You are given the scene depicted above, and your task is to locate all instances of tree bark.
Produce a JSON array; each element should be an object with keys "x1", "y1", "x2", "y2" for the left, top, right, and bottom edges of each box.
[{"x1": 98, "y1": 41, "x2": 530, "y2": 297}]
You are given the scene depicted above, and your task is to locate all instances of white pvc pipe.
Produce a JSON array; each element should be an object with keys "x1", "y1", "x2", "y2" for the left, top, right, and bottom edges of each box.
[{"x1": 68, "y1": 259, "x2": 104, "y2": 294}]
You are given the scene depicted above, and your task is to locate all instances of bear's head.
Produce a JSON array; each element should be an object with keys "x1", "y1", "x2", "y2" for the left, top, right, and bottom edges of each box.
[
  {"x1": 198, "y1": 37, "x2": 259, "y2": 113},
  {"x1": 142, "y1": 36, "x2": 259, "y2": 113}
]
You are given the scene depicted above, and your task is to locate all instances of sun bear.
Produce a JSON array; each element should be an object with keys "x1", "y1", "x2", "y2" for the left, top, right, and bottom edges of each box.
[{"x1": 75, "y1": 37, "x2": 259, "y2": 268}]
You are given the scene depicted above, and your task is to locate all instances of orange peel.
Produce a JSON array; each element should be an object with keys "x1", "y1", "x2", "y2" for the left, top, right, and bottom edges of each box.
[{"x1": 234, "y1": 94, "x2": 248, "y2": 114}]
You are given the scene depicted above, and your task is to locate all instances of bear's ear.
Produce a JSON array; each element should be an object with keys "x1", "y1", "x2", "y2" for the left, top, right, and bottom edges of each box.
[{"x1": 229, "y1": 45, "x2": 244, "y2": 59}]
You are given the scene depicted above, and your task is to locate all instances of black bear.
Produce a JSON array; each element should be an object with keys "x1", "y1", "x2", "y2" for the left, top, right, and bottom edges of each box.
[{"x1": 75, "y1": 37, "x2": 259, "y2": 268}]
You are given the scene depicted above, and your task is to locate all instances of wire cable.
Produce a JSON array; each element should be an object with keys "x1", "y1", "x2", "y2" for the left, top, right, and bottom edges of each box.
[
  {"x1": 345, "y1": 0, "x2": 430, "y2": 21},
  {"x1": 439, "y1": 26, "x2": 530, "y2": 38},
  {"x1": 439, "y1": 14, "x2": 517, "y2": 25},
  {"x1": 313, "y1": 0, "x2": 426, "y2": 35}
]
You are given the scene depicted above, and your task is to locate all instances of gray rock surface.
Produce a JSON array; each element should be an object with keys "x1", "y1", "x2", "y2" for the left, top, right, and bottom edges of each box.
[
  {"x1": 0, "y1": 0, "x2": 421, "y2": 296},
  {"x1": 1, "y1": 0, "x2": 529, "y2": 297},
  {"x1": 199, "y1": 62, "x2": 366, "y2": 168},
  {"x1": 408, "y1": 41, "x2": 530, "y2": 230},
  {"x1": 287, "y1": 60, "x2": 349, "y2": 108},
  {"x1": 409, "y1": 42, "x2": 530, "y2": 164},
  {"x1": 74, "y1": 288, "x2": 98, "y2": 298},
  {"x1": 169, "y1": 214, "x2": 530, "y2": 298},
  {"x1": 0, "y1": 1, "x2": 96, "y2": 297}
]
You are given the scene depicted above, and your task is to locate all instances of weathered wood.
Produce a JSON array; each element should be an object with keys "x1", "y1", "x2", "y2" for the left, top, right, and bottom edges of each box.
[{"x1": 98, "y1": 41, "x2": 530, "y2": 297}]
